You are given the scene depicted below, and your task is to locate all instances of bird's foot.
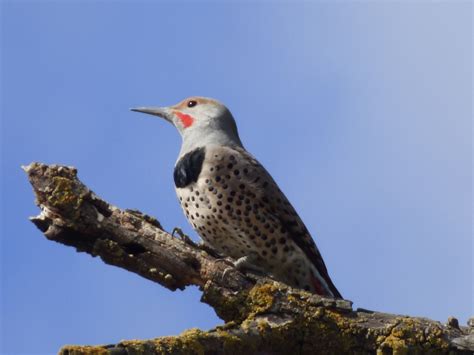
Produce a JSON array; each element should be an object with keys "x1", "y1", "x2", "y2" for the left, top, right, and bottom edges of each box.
[
  {"x1": 196, "y1": 242, "x2": 222, "y2": 258},
  {"x1": 215, "y1": 256, "x2": 236, "y2": 268},
  {"x1": 221, "y1": 254, "x2": 268, "y2": 281},
  {"x1": 171, "y1": 227, "x2": 196, "y2": 246},
  {"x1": 233, "y1": 255, "x2": 267, "y2": 276}
]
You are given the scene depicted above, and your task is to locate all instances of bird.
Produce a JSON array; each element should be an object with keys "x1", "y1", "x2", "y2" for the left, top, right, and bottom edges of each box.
[{"x1": 131, "y1": 97, "x2": 342, "y2": 298}]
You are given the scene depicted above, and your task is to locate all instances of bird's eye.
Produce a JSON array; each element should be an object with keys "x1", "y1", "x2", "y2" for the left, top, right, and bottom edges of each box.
[{"x1": 187, "y1": 100, "x2": 198, "y2": 108}]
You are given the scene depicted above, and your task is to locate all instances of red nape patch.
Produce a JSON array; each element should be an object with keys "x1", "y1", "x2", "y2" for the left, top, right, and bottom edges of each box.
[{"x1": 175, "y1": 111, "x2": 194, "y2": 128}]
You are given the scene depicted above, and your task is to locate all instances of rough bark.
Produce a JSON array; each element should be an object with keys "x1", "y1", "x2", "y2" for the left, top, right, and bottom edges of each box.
[{"x1": 24, "y1": 162, "x2": 473, "y2": 355}]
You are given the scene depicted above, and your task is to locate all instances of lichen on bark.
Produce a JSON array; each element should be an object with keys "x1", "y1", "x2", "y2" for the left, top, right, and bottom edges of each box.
[{"x1": 24, "y1": 163, "x2": 473, "y2": 355}]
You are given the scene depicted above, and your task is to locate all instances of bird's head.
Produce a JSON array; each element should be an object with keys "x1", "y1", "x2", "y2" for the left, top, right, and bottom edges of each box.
[{"x1": 132, "y1": 97, "x2": 243, "y2": 153}]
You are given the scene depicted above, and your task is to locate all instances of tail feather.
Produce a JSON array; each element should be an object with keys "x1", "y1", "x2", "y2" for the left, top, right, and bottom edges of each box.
[{"x1": 309, "y1": 269, "x2": 342, "y2": 299}]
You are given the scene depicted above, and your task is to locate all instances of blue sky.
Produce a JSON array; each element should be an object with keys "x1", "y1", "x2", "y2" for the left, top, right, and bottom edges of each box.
[{"x1": 1, "y1": 1, "x2": 472, "y2": 354}]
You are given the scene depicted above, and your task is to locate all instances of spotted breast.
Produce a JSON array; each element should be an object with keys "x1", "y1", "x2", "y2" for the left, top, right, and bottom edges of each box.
[{"x1": 175, "y1": 145, "x2": 341, "y2": 297}]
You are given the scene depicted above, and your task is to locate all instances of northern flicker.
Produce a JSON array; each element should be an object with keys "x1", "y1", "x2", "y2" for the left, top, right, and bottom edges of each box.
[{"x1": 132, "y1": 97, "x2": 342, "y2": 298}]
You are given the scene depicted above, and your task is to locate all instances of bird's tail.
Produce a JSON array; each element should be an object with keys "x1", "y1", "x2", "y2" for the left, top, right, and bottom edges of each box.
[{"x1": 309, "y1": 267, "x2": 342, "y2": 299}]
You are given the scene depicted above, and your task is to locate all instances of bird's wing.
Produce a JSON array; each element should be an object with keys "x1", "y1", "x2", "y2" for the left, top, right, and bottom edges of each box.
[{"x1": 229, "y1": 146, "x2": 342, "y2": 298}]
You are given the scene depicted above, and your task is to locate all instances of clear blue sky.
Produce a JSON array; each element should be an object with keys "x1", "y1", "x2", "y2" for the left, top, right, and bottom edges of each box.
[{"x1": 1, "y1": 2, "x2": 472, "y2": 354}]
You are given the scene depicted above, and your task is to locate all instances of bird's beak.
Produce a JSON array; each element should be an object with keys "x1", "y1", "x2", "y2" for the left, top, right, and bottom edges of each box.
[{"x1": 130, "y1": 106, "x2": 174, "y2": 123}]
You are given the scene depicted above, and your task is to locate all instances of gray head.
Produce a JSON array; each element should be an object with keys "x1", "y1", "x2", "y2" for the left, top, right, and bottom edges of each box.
[{"x1": 131, "y1": 97, "x2": 243, "y2": 157}]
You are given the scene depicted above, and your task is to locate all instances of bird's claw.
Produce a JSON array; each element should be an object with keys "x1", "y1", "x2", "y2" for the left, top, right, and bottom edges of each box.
[
  {"x1": 197, "y1": 242, "x2": 222, "y2": 258},
  {"x1": 171, "y1": 227, "x2": 196, "y2": 246},
  {"x1": 233, "y1": 255, "x2": 267, "y2": 277},
  {"x1": 210, "y1": 256, "x2": 237, "y2": 281},
  {"x1": 214, "y1": 256, "x2": 235, "y2": 268},
  {"x1": 220, "y1": 255, "x2": 268, "y2": 281}
]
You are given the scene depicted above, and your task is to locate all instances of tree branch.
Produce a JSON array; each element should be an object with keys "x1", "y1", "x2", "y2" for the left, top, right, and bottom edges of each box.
[{"x1": 24, "y1": 162, "x2": 473, "y2": 354}]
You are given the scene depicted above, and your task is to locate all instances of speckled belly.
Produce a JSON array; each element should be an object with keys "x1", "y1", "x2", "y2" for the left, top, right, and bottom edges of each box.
[{"x1": 174, "y1": 146, "x2": 309, "y2": 289}]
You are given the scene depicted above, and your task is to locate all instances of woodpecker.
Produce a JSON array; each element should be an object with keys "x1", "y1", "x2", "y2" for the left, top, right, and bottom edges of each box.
[{"x1": 132, "y1": 97, "x2": 342, "y2": 298}]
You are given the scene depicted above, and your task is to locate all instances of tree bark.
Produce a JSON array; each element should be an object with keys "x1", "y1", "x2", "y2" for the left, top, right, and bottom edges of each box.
[{"x1": 24, "y1": 162, "x2": 473, "y2": 355}]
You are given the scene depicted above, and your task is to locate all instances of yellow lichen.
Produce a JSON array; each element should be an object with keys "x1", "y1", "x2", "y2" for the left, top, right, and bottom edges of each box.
[
  {"x1": 49, "y1": 177, "x2": 78, "y2": 207},
  {"x1": 247, "y1": 283, "x2": 277, "y2": 316},
  {"x1": 215, "y1": 329, "x2": 247, "y2": 352},
  {"x1": 55, "y1": 275, "x2": 456, "y2": 354},
  {"x1": 256, "y1": 319, "x2": 271, "y2": 334},
  {"x1": 46, "y1": 176, "x2": 87, "y2": 221},
  {"x1": 175, "y1": 328, "x2": 207, "y2": 354},
  {"x1": 60, "y1": 345, "x2": 108, "y2": 355}
]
